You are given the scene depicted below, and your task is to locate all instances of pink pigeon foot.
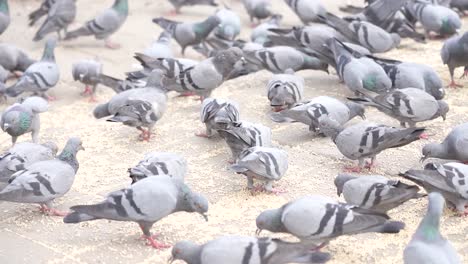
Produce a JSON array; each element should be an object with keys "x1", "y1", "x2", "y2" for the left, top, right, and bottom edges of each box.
[
  {"x1": 177, "y1": 91, "x2": 197, "y2": 97},
  {"x1": 195, "y1": 132, "x2": 210, "y2": 138},
  {"x1": 104, "y1": 39, "x2": 121, "y2": 49},
  {"x1": 166, "y1": 9, "x2": 179, "y2": 16},
  {"x1": 46, "y1": 95, "x2": 56, "y2": 101},
  {"x1": 419, "y1": 133, "x2": 429, "y2": 140},
  {"x1": 39, "y1": 205, "x2": 68, "y2": 216},
  {"x1": 344, "y1": 166, "x2": 362, "y2": 173},
  {"x1": 81, "y1": 86, "x2": 92, "y2": 96},
  {"x1": 448, "y1": 80, "x2": 463, "y2": 88},
  {"x1": 143, "y1": 235, "x2": 171, "y2": 249},
  {"x1": 460, "y1": 70, "x2": 468, "y2": 79}
]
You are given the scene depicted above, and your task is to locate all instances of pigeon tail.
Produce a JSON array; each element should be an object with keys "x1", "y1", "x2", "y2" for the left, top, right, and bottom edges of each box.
[{"x1": 63, "y1": 211, "x2": 99, "y2": 223}]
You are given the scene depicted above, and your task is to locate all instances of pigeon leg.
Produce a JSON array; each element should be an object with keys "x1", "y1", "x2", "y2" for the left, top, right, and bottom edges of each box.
[
  {"x1": 459, "y1": 66, "x2": 468, "y2": 79},
  {"x1": 39, "y1": 204, "x2": 68, "y2": 216},
  {"x1": 104, "y1": 39, "x2": 121, "y2": 49},
  {"x1": 42, "y1": 92, "x2": 56, "y2": 101},
  {"x1": 449, "y1": 79, "x2": 464, "y2": 88},
  {"x1": 195, "y1": 125, "x2": 213, "y2": 138},
  {"x1": 11, "y1": 136, "x2": 17, "y2": 146},
  {"x1": 88, "y1": 85, "x2": 98, "y2": 103},
  {"x1": 419, "y1": 133, "x2": 429, "y2": 140},
  {"x1": 138, "y1": 222, "x2": 171, "y2": 249},
  {"x1": 264, "y1": 181, "x2": 286, "y2": 195},
  {"x1": 13, "y1": 71, "x2": 23, "y2": 78},
  {"x1": 177, "y1": 91, "x2": 197, "y2": 97},
  {"x1": 81, "y1": 86, "x2": 92, "y2": 96},
  {"x1": 364, "y1": 157, "x2": 377, "y2": 170}
]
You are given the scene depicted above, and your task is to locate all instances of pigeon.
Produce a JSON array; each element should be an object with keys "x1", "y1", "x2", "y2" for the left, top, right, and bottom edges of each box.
[
  {"x1": 198, "y1": 98, "x2": 240, "y2": 138},
  {"x1": 1, "y1": 97, "x2": 49, "y2": 145},
  {"x1": 266, "y1": 69, "x2": 304, "y2": 112},
  {"x1": 421, "y1": 122, "x2": 468, "y2": 162},
  {"x1": 407, "y1": 0, "x2": 461, "y2": 38},
  {"x1": 89, "y1": 73, "x2": 145, "y2": 94},
  {"x1": 5, "y1": 38, "x2": 59, "y2": 100},
  {"x1": 0, "y1": 0, "x2": 9, "y2": 35},
  {"x1": 93, "y1": 70, "x2": 167, "y2": 141},
  {"x1": 0, "y1": 137, "x2": 83, "y2": 216},
  {"x1": 241, "y1": 0, "x2": 273, "y2": 24},
  {"x1": 403, "y1": 192, "x2": 462, "y2": 264},
  {"x1": 167, "y1": 0, "x2": 218, "y2": 15},
  {"x1": 128, "y1": 152, "x2": 187, "y2": 184},
  {"x1": 231, "y1": 146, "x2": 288, "y2": 194},
  {"x1": 327, "y1": 38, "x2": 392, "y2": 94},
  {"x1": 334, "y1": 174, "x2": 423, "y2": 213},
  {"x1": 64, "y1": 0, "x2": 128, "y2": 49},
  {"x1": 348, "y1": 88, "x2": 449, "y2": 128},
  {"x1": 256, "y1": 195, "x2": 405, "y2": 246},
  {"x1": 441, "y1": 32, "x2": 468, "y2": 88},
  {"x1": 72, "y1": 59, "x2": 102, "y2": 101},
  {"x1": 319, "y1": 117, "x2": 425, "y2": 172},
  {"x1": 33, "y1": 0, "x2": 77, "y2": 41},
  {"x1": 244, "y1": 46, "x2": 329, "y2": 74},
  {"x1": 401, "y1": 163, "x2": 468, "y2": 215},
  {"x1": 283, "y1": 0, "x2": 327, "y2": 24},
  {"x1": 63, "y1": 175, "x2": 209, "y2": 249},
  {"x1": 213, "y1": 8, "x2": 241, "y2": 41},
  {"x1": 0, "y1": 44, "x2": 36, "y2": 75},
  {"x1": 0, "y1": 141, "x2": 58, "y2": 184},
  {"x1": 152, "y1": 16, "x2": 221, "y2": 56},
  {"x1": 251, "y1": 14, "x2": 282, "y2": 44},
  {"x1": 142, "y1": 31, "x2": 174, "y2": 59},
  {"x1": 451, "y1": 0, "x2": 468, "y2": 13},
  {"x1": 218, "y1": 121, "x2": 271, "y2": 162},
  {"x1": 29, "y1": 0, "x2": 56, "y2": 26},
  {"x1": 270, "y1": 96, "x2": 366, "y2": 134},
  {"x1": 169, "y1": 235, "x2": 331, "y2": 264}
]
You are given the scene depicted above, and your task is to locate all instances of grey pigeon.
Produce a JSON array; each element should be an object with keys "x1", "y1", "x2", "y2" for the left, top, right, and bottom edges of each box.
[
  {"x1": 218, "y1": 121, "x2": 271, "y2": 162},
  {"x1": 72, "y1": 59, "x2": 103, "y2": 101},
  {"x1": 213, "y1": 8, "x2": 241, "y2": 41},
  {"x1": 93, "y1": 70, "x2": 167, "y2": 141},
  {"x1": 128, "y1": 152, "x2": 187, "y2": 184},
  {"x1": 251, "y1": 14, "x2": 282, "y2": 44},
  {"x1": 242, "y1": 0, "x2": 273, "y2": 24},
  {"x1": 401, "y1": 162, "x2": 468, "y2": 214},
  {"x1": 198, "y1": 98, "x2": 240, "y2": 138},
  {"x1": 167, "y1": 0, "x2": 217, "y2": 15},
  {"x1": 1, "y1": 97, "x2": 49, "y2": 145},
  {"x1": 169, "y1": 235, "x2": 331, "y2": 264},
  {"x1": 256, "y1": 195, "x2": 405, "y2": 246},
  {"x1": 0, "y1": 0, "x2": 9, "y2": 35},
  {"x1": 244, "y1": 46, "x2": 329, "y2": 74},
  {"x1": 334, "y1": 174, "x2": 423, "y2": 213},
  {"x1": 0, "y1": 141, "x2": 58, "y2": 184},
  {"x1": 0, "y1": 137, "x2": 83, "y2": 216},
  {"x1": 404, "y1": 192, "x2": 462, "y2": 264},
  {"x1": 231, "y1": 146, "x2": 288, "y2": 194},
  {"x1": 319, "y1": 117, "x2": 425, "y2": 172},
  {"x1": 63, "y1": 175, "x2": 208, "y2": 249},
  {"x1": 0, "y1": 43, "x2": 36, "y2": 75},
  {"x1": 284, "y1": 0, "x2": 326, "y2": 24},
  {"x1": 267, "y1": 69, "x2": 304, "y2": 112},
  {"x1": 33, "y1": 0, "x2": 77, "y2": 41},
  {"x1": 451, "y1": 0, "x2": 468, "y2": 13},
  {"x1": 143, "y1": 31, "x2": 174, "y2": 59},
  {"x1": 348, "y1": 88, "x2": 449, "y2": 128},
  {"x1": 88, "y1": 73, "x2": 145, "y2": 95},
  {"x1": 270, "y1": 96, "x2": 365, "y2": 135},
  {"x1": 152, "y1": 16, "x2": 221, "y2": 55},
  {"x1": 29, "y1": 0, "x2": 56, "y2": 26},
  {"x1": 421, "y1": 122, "x2": 468, "y2": 162},
  {"x1": 441, "y1": 32, "x2": 468, "y2": 88},
  {"x1": 64, "y1": 0, "x2": 128, "y2": 49},
  {"x1": 5, "y1": 38, "x2": 59, "y2": 100}
]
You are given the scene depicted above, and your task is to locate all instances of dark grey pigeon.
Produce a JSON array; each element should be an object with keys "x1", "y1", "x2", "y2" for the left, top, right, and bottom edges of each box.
[
  {"x1": 143, "y1": 31, "x2": 174, "y2": 59},
  {"x1": 33, "y1": 0, "x2": 76, "y2": 41},
  {"x1": 421, "y1": 123, "x2": 468, "y2": 162},
  {"x1": 197, "y1": 98, "x2": 240, "y2": 138},
  {"x1": 72, "y1": 59, "x2": 102, "y2": 101},
  {"x1": 283, "y1": 0, "x2": 326, "y2": 24},
  {"x1": 29, "y1": 0, "x2": 56, "y2": 26},
  {"x1": 441, "y1": 32, "x2": 468, "y2": 88},
  {"x1": 128, "y1": 152, "x2": 187, "y2": 184},
  {"x1": 167, "y1": 0, "x2": 217, "y2": 15},
  {"x1": 266, "y1": 69, "x2": 304, "y2": 112},
  {"x1": 0, "y1": 44, "x2": 36, "y2": 76},
  {"x1": 0, "y1": 0, "x2": 9, "y2": 35},
  {"x1": 242, "y1": 0, "x2": 273, "y2": 24},
  {"x1": 63, "y1": 176, "x2": 208, "y2": 249}
]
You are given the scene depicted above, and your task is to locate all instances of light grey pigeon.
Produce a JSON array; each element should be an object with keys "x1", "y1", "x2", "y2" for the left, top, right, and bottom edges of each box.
[
  {"x1": 197, "y1": 98, "x2": 240, "y2": 138},
  {"x1": 334, "y1": 174, "x2": 423, "y2": 213},
  {"x1": 421, "y1": 123, "x2": 468, "y2": 162},
  {"x1": 256, "y1": 195, "x2": 405, "y2": 246},
  {"x1": 403, "y1": 192, "x2": 462, "y2": 264},
  {"x1": 143, "y1": 31, "x2": 174, "y2": 59},
  {"x1": 407, "y1": 0, "x2": 461, "y2": 38},
  {"x1": 29, "y1": 0, "x2": 56, "y2": 26},
  {"x1": 0, "y1": 0, "x2": 9, "y2": 35},
  {"x1": 0, "y1": 141, "x2": 58, "y2": 184},
  {"x1": 213, "y1": 8, "x2": 241, "y2": 41},
  {"x1": 348, "y1": 88, "x2": 449, "y2": 128},
  {"x1": 0, "y1": 137, "x2": 83, "y2": 216},
  {"x1": 244, "y1": 46, "x2": 329, "y2": 74},
  {"x1": 231, "y1": 146, "x2": 288, "y2": 194},
  {"x1": 401, "y1": 163, "x2": 468, "y2": 215},
  {"x1": 441, "y1": 32, "x2": 468, "y2": 88},
  {"x1": 128, "y1": 152, "x2": 187, "y2": 184},
  {"x1": 167, "y1": 0, "x2": 217, "y2": 15},
  {"x1": 72, "y1": 59, "x2": 103, "y2": 101},
  {"x1": 251, "y1": 14, "x2": 282, "y2": 44},
  {"x1": 5, "y1": 38, "x2": 59, "y2": 100},
  {"x1": 33, "y1": 0, "x2": 77, "y2": 41},
  {"x1": 267, "y1": 69, "x2": 304, "y2": 112},
  {"x1": 242, "y1": 0, "x2": 273, "y2": 24},
  {"x1": 93, "y1": 70, "x2": 167, "y2": 141},
  {"x1": 327, "y1": 38, "x2": 392, "y2": 94},
  {"x1": 0, "y1": 43, "x2": 36, "y2": 75},
  {"x1": 283, "y1": 0, "x2": 326, "y2": 24},
  {"x1": 218, "y1": 121, "x2": 271, "y2": 162},
  {"x1": 319, "y1": 117, "x2": 425, "y2": 172},
  {"x1": 169, "y1": 235, "x2": 331, "y2": 264},
  {"x1": 152, "y1": 15, "x2": 221, "y2": 55},
  {"x1": 64, "y1": 0, "x2": 128, "y2": 49},
  {"x1": 63, "y1": 175, "x2": 209, "y2": 249},
  {"x1": 1, "y1": 97, "x2": 49, "y2": 145},
  {"x1": 270, "y1": 96, "x2": 366, "y2": 134}
]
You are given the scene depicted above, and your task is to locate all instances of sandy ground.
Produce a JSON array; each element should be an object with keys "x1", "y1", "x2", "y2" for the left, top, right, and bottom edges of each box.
[{"x1": 0, "y1": 0, "x2": 467, "y2": 263}]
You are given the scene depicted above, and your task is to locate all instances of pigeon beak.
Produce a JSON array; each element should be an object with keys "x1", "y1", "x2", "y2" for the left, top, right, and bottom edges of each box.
[
  {"x1": 442, "y1": 114, "x2": 446, "y2": 121},
  {"x1": 2, "y1": 123, "x2": 9, "y2": 130},
  {"x1": 79, "y1": 145, "x2": 85, "y2": 151},
  {"x1": 337, "y1": 190, "x2": 342, "y2": 197},
  {"x1": 167, "y1": 256, "x2": 174, "y2": 264},
  {"x1": 255, "y1": 228, "x2": 263, "y2": 236},
  {"x1": 420, "y1": 156, "x2": 427, "y2": 163},
  {"x1": 360, "y1": 114, "x2": 366, "y2": 120}
]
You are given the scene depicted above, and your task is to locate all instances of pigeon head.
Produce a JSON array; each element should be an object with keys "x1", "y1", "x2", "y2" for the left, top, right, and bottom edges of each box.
[
  {"x1": 2, "y1": 109, "x2": 31, "y2": 135},
  {"x1": 42, "y1": 36, "x2": 57, "y2": 61},
  {"x1": 256, "y1": 208, "x2": 285, "y2": 235},
  {"x1": 440, "y1": 17, "x2": 460, "y2": 35},
  {"x1": 334, "y1": 174, "x2": 357, "y2": 196},
  {"x1": 345, "y1": 101, "x2": 366, "y2": 120},
  {"x1": 254, "y1": 1, "x2": 272, "y2": 19},
  {"x1": 436, "y1": 101, "x2": 449, "y2": 121},
  {"x1": 421, "y1": 143, "x2": 444, "y2": 162},
  {"x1": 112, "y1": 0, "x2": 129, "y2": 15},
  {"x1": 93, "y1": 103, "x2": 111, "y2": 119},
  {"x1": 187, "y1": 192, "x2": 209, "y2": 221},
  {"x1": 195, "y1": 15, "x2": 221, "y2": 37},
  {"x1": 214, "y1": 47, "x2": 244, "y2": 78},
  {"x1": 169, "y1": 240, "x2": 201, "y2": 264},
  {"x1": 317, "y1": 116, "x2": 342, "y2": 140},
  {"x1": 268, "y1": 84, "x2": 297, "y2": 112},
  {"x1": 42, "y1": 141, "x2": 59, "y2": 156}
]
